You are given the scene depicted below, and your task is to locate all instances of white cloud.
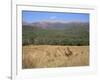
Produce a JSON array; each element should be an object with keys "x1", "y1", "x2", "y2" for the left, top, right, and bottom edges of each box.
[{"x1": 49, "y1": 16, "x2": 57, "y2": 19}]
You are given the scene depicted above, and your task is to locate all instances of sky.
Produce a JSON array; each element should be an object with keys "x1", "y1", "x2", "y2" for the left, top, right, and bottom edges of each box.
[{"x1": 22, "y1": 10, "x2": 89, "y2": 23}]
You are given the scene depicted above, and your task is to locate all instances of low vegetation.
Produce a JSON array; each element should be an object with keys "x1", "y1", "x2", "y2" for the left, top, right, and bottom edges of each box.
[
  {"x1": 22, "y1": 22, "x2": 89, "y2": 46},
  {"x1": 22, "y1": 22, "x2": 89, "y2": 68},
  {"x1": 22, "y1": 45, "x2": 89, "y2": 68}
]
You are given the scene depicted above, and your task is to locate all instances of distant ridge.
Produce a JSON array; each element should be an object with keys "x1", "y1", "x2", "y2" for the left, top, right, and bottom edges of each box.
[{"x1": 22, "y1": 20, "x2": 89, "y2": 30}]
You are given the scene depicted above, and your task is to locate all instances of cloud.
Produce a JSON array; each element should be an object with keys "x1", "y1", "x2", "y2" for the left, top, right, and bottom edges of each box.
[{"x1": 49, "y1": 16, "x2": 57, "y2": 19}]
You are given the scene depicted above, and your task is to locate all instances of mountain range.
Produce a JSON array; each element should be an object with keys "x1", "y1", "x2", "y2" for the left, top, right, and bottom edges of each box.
[{"x1": 22, "y1": 21, "x2": 89, "y2": 30}]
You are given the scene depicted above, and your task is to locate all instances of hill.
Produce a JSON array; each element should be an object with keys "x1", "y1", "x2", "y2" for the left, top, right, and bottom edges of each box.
[{"x1": 22, "y1": 21, "x2": 89, "y2": 46}]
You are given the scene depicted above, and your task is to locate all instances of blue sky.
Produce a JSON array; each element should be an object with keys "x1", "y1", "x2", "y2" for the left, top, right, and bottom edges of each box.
[{"x1": 22, "y1": 10, "x2": 89, "y2": 23}]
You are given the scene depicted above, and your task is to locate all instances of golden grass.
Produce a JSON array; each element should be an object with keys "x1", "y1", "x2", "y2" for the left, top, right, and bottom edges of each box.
[{"x1": 22, "y1": 45, "x2": 89, "y2": 69}]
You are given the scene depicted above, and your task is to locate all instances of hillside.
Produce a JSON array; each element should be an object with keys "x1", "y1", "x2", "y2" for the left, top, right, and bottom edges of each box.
[{"x1": 22, "y1": 21, "x2": 89, "y2": 46}]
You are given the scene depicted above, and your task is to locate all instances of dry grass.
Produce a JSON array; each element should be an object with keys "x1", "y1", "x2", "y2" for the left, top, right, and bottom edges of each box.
[{"x1": 22, "y1": 45, "x2": 89, "y2": 69}]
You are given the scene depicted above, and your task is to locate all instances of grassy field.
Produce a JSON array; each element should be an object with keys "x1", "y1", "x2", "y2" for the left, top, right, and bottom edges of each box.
[
  {"x1": 22, "y1": 22, "x2": 89, "y2": 46},
  {"x1": 22, "y1": 45, "x2": 89, "y2": 69},
  {"x1": 22, "y1": 22, "x2": 89, "y2": 68}
]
